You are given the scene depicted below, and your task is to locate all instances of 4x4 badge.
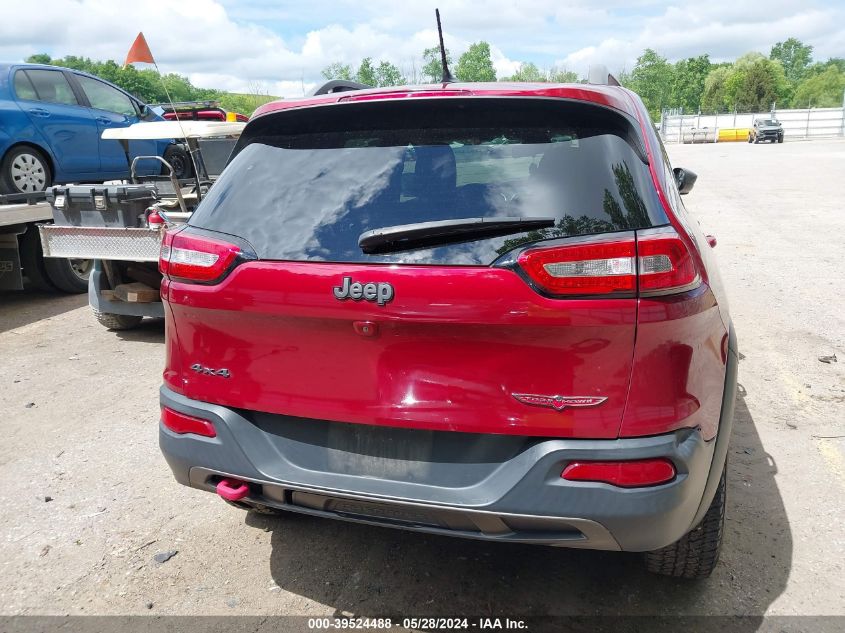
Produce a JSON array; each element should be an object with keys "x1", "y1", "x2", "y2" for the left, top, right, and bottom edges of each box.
[
  {"x1": 512, "y1": 394, "x2": 607, "y2": 411},
  {"x1": 333, "y1": 277, "x2": 394, "y2": 306}
]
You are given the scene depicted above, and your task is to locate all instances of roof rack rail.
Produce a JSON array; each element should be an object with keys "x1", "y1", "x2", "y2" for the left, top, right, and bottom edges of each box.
[
  {"x1": 587, "y1": 65, "x2": 621, "y2": 86},
  {"x1": 310, "y1": 80, "x2": 373, "y2": 96}
]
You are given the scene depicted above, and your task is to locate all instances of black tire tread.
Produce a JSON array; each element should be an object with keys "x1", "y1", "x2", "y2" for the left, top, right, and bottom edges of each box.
[
  {"x1": 92, "y1": 309, "x2": 143, "y2": 331},
  {"x1": 645, "y1": 467, "x2": 726, "y2": 579},
  {"x1": 163, "y1": 144, "x2": 193, "y2": 180},
  {"x1": 44, "y1": 258, "x2": 89, "y2": 293}
]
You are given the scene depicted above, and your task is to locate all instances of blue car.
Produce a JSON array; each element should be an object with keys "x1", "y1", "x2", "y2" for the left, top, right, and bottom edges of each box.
[{"x1": 0, "y1": 63, "x2": 185, "y2": 194}]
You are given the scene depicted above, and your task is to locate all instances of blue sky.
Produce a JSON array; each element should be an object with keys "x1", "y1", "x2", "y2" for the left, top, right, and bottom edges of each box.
[{"x1": 1, "y1": 0, "x2": 843, "y2": 97}]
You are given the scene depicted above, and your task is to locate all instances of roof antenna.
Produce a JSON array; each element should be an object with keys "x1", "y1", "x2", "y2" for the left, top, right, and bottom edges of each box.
[{"x1": 435, "y1": 8, "x2": 455, "y2": 83}]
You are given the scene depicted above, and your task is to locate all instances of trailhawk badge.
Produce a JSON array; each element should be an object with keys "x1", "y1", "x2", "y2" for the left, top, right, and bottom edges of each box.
[
  {"x1": 333, "y1": 277, "x2": 394, "y2": 306},
  {"x1": 512, "y1": 394, "x2": 607, "y2": 411}
]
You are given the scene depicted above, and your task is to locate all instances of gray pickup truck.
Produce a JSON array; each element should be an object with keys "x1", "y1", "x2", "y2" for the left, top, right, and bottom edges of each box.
[{"x1": 749, "y1": 118, "x2": 784, "y2": 143}]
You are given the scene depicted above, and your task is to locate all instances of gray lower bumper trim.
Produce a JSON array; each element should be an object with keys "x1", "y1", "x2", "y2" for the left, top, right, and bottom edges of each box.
[{"x1": 188, "y1": 466, "x2": 620, "y2": 549}]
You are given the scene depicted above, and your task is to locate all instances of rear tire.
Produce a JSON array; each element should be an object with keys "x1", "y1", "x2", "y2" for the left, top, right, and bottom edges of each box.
[
  {"x1": 645, "y1": 465, "x2": 726, "y2": 578},
  {"x1": 0, "y1": 146, "x2": 52, "y2": 194},
  {"x1": 93, "y1": 308, "x2": 143, "y2": 331},
  {"x1": 44, "y1": 258, "x2": 91, "y2": 293},
  {"x1": 747, "y1": 134, "x2": 752, "y2": 143},
  {"x1": 163, "y1": 144, "x2": 193, "y2": 180}
]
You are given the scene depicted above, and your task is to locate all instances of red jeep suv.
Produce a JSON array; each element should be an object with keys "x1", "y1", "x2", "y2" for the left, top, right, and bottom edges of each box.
[{"x1": 158, "y1": 79, "x2": 737, "y2": 578}]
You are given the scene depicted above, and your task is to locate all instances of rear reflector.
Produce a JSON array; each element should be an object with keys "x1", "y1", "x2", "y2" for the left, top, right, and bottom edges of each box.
[
  {"x1": 517, "y1": 239, "x2": 636, "y2": 296},
  {"x1": 161, "y1": 406, "x2": 216, "y2": 437},
  {"x1": 159, "y1": 232, "x2": 241, "y2": 283},
  {"x1": 561, "y1": 459, "x2": 676, "y2": 487}
]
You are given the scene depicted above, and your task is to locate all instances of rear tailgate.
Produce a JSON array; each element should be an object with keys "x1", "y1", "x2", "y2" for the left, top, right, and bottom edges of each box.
[{"x1": 168, "y1": 262, "x2": 635, "y2": 438}]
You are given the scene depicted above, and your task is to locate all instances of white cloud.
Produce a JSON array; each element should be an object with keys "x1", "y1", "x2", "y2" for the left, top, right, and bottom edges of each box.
[
  {"x1": 558, "y1": 1, "x2": 845, "y2": 74},
  {"x1": 0, "y1": 0, "x2": 842, "y2": 98}
]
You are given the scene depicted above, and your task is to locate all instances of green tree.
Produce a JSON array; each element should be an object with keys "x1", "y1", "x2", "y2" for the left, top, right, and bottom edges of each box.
[
  {"x1": 825, "y1": 58, "x2": 845, "y2": 73},
  {"x1": 770, "y1": 37, "x2": 813, "y2": 85},
  {"x1": 628, "y1": 49, "x2": 673, "y2": 119},
  {"x1": 422, "y1": 45, "x2": 452, "y2": 83},
  {"x1": 217, "y1": 92, "x2": 276, "y2": 117},
  {"x1": 723, "y1": 53, "x2": 788, "y2": 111},
  {"x1": 701, "y1": 65, "x2": 732, "y2": 111},
  {"x1": 502, "y1": 62, "x2": 545, "y2": 82},
  {"x1": 804, "y1": 58, "x2": 845, "y2": 78},
  {"x1": 321, "y1": 62, "x2": 353, "y2": 81},
  {"x1": 670, "y1": 55, "x2": 711, "y2": 112},
  {"x1": 547, "y1": 67, "x2": 578, "y2": 83},
  {"x1": 374, "y1": 61, "x2": 405, "y2": 87},
  {"x1": 26, "y1": 53, "x2": 52, "y2": 65},
  {"x1": 791, "y1": 66, "x2": 845, "y2": 107},
  {"x1": 356, "y1": 57, "x2": 377, "y2": 86},
  {"x1": 455, "y1": 41, "x2": 496, "y2": 82}
]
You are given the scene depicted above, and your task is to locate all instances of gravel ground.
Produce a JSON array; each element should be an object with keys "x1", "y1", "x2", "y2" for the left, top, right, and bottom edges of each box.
[{"x1": 0, "y1": 139, "x2": 843, "y2": 618}]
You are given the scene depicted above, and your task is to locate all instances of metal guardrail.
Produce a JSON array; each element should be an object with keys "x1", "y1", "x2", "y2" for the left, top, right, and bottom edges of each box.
[{"x1": 661, "y1": 107, "x2": 845, "y2": 143}]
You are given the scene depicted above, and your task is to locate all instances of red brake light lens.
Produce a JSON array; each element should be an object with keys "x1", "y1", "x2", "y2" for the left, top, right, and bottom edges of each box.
[
  {"x1": 161, "y1": 406, "x2": 216, "y2": 437},
  {"x1": 561, "y1": 459, "x2": 676, "y2": 487},
  {"x1": 517, "y1": 238, "x2": 636, "y2": 296},
  {"x1": 159, "y1": 232, "x2": 241, "y2": 283},
  {"x1": 637, "y1": 232, "x2": 698, "y2": 294},
  {"x1": 516, "y1": 230, "x2": 700, "y2": 297}
]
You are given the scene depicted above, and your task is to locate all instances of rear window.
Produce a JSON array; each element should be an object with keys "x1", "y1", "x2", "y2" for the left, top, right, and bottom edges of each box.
[{"x1": 190, "y1": 98, "x2": 668, "y2": 265}]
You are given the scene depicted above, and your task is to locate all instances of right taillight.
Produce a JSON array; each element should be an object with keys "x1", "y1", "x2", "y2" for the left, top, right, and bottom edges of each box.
[
  {"x1": 516, "y1": 229, "x2": 699, "y2": 297},
  {"x1": 517, "y1": 238, "x2": 637, "y2": 296},
  {"x1": 159, "y1": 230, "x2": 242, "y2": 284},
  {"x1": 637, "y1": 230, "x2": 699, "y2": 295}
]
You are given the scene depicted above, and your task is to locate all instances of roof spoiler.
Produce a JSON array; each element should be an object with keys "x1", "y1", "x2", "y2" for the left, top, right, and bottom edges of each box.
[
  {"x1": 310, "y1": 80, "x2": 373, "y2": 96},
  {"x1": 587, "y1": 65, "x2": 621, "y2": 86}
]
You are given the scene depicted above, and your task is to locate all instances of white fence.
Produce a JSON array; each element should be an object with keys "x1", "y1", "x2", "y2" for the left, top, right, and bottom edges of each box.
[{"x1": 660, "y1": 107, "x2": 845, "y2": 143}]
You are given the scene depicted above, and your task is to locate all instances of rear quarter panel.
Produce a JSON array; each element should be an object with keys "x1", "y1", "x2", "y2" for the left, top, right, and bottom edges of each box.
[{"x1": 618, "y1": 89, "x2": 730, "y2": 440}]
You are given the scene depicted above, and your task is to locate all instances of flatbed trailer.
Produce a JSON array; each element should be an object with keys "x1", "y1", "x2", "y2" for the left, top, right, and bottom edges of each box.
[{"x1": 0, "y1": 192, "x2": 90, "y2": 293}]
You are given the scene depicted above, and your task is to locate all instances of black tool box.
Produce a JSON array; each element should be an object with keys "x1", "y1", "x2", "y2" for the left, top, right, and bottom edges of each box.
[{"x1": 46, "y1": 184, "x2": 157, "y2": 228}]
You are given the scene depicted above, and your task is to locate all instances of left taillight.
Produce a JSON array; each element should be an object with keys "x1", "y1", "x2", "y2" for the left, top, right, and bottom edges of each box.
[{"x1": 159, "y1": 231, "x2": 242, "y2": 284}]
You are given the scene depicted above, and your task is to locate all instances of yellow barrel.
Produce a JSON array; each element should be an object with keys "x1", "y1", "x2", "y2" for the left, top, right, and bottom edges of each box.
[{"x1": 717, "y1": 128, "x2": 751, "y2": 142}]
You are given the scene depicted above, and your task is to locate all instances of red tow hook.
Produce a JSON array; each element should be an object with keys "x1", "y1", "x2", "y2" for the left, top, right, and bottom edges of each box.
[{"x1": 216, "y1": 478, "x2": 250, "y2": 502}]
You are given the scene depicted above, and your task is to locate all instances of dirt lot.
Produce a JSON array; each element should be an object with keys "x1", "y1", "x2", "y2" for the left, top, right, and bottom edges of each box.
[{"x1": 1, "y1": 139, "x2": 843, "y2": 619}]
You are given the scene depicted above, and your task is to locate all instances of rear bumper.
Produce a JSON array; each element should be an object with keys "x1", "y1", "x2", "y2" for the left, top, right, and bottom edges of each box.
[{"x1": 159, "y1": 372, "x2": 734, "y2": 552}]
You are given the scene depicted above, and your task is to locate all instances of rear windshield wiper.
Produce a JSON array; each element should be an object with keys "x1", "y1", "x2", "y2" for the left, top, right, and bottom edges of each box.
[{"x1": 358, "y1": 217, "x2": 555, "y2": 254}]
